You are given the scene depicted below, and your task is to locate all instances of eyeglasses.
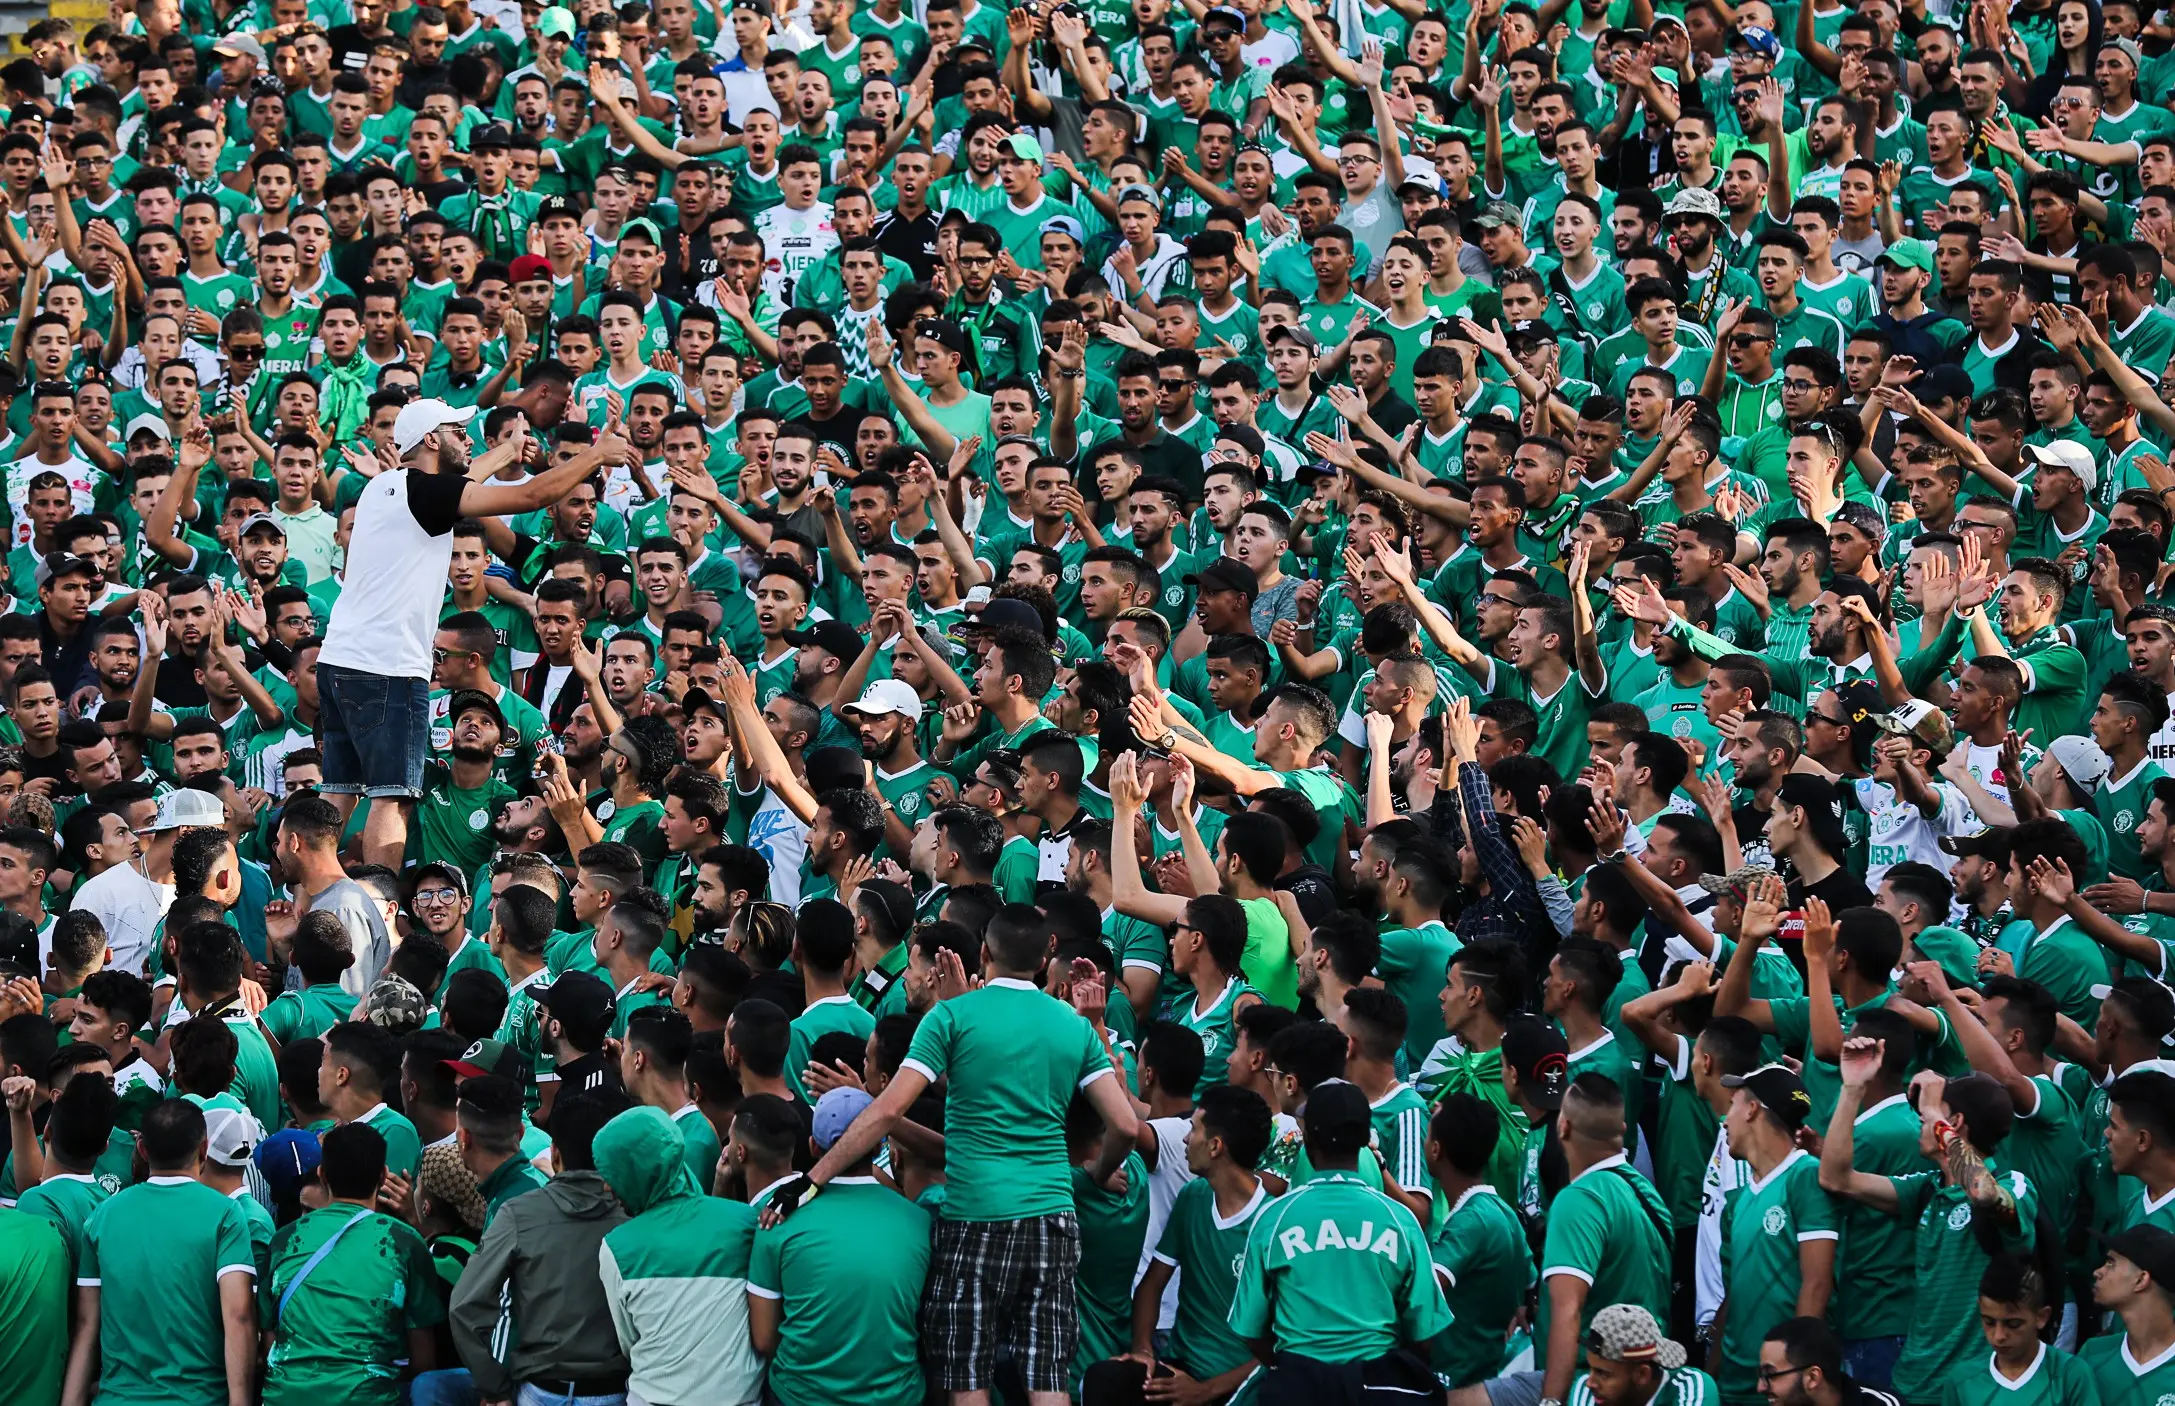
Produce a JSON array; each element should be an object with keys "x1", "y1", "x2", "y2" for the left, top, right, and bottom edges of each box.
[
  {"x1": 956, "y1": 253, "x2": 995, "y2": 266},
  {"x1": 1781, "y1": 378, "x2": 1820, "y2": 393},
  {"x1": 1756, "y1": 1366, "x2": 1812, "y2": 1387},
  {"x1": 1808, "y1": 709, "x2": 1851, "y2": 727},
  {"x1": 414, "y1": 887, "x2": 460, "y2": 905},
  {"x1": 227, "y1": 343, "x2": 265, "y2": 359},
  {"x1": 430, "y1": 646, "x2": 467, "y2": 663},
  {"x1": 1728, "y1": 333, "x2": 1772, "y2": 348}
]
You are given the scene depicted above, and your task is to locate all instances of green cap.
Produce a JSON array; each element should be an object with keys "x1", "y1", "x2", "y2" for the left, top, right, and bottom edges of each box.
[
  {"x1": 1004, "y1": 132, "x2": 1045, "y2": 163},
  {"x1": 1877, "y1": 237, "x2": 1934, "y2": 273},
  {"x1": 1910, "y1": 926, "x2": 1980, "y2": 993}
]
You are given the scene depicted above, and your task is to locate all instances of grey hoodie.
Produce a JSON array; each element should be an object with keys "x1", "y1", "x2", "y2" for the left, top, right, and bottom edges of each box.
[{"x1": 447, "y1": 1170, "x2": 630, "y2": 1398}]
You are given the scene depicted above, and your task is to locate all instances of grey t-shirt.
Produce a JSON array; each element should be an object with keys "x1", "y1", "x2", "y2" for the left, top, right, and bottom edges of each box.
[
  {"x1": 307, "y1": 878, "x2": 392, "y2": 997},
  {"x1": 1252, "y1": 577, "x2": 1304, "y2": 639}
]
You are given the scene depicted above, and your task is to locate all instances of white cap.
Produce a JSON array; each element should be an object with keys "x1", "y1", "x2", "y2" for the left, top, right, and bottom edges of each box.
[
  {"x1": 202, "y1": 1104, "x2": 263, "y2": 1168},
  {"x1": 840, "y1": 678, "x2": 925, "y2": 723},
  {"x1": 124, "y1": 413, "x2": 171, "y2": 443},
  {"x1": 392, "y1": 398, "x2": 477, "y2": 456},
  {"x1": 2022, "y1": 439, "x2": 2097, "y2": 496},
  {"x1": 2048, "y1": 734, "x2": 2112, "y2": 790},
  {"x1": 142, "y1": 788, "x2": 226, "y2": 832}
]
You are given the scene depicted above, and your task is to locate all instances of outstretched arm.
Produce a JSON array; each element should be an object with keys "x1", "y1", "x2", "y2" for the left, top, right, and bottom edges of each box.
[{"x1": 1816, "y1": 1042, "x2": 1905, "y2": 1210}]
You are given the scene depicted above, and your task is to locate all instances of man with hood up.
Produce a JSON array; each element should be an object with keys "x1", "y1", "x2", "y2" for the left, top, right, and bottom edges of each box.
[
  {"x1": 592, "y1": 1105, "x2": 763, "y2": 1406},
  {"x1": 445, "y1": 1091, "x2": 632, "y2": 1404}
]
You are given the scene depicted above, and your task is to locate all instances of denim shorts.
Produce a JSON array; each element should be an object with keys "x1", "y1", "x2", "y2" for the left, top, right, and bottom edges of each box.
[{"x1": 317, "y1": 661, "x2": 429, "y2": 799}]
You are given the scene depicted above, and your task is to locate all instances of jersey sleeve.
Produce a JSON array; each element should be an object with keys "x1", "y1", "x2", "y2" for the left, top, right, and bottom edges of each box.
[
  {"x1": 900, "y1": 999, "x2": 955, "y2": 1084},
  {"x1": 1539, "y1": 1183, "x2": 1606, "y2": 1283},
  {"x1": 1789, "y1": 1159, "x2": 1839, "y2": 1239},
  {"x1": 749, "y1": 1225, "x2": 784, "y2": 1298},
  {"x1": 1225, "y1": 1208, "x2": 1276, "y2": 1340},
  {"x1": 216, "y1": 1199, "x2": 258, "y2": 1277}
]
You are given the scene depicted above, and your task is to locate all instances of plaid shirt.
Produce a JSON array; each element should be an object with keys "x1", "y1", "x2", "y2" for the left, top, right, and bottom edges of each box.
[{"x1": 1428, "y1": 759, "x2": 1551, "y2": 950}]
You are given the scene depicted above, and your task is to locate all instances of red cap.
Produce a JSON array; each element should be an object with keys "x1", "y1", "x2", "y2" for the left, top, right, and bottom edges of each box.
[{"x1": 509, "y1": 254, "x2": 553, "y2": 285}]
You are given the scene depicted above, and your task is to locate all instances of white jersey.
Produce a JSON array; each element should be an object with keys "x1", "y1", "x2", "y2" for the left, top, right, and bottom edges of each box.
[
  {"x1": 1695, "y1": 1124, "x2": 1750, "y2": 1327},
  {"x1": 755, "y1": 202, "x2": 838, "y2": 303},
  {"x1": 7, "y1": 452, "x2": 99, "y2": 546},
  {"x1": 1854, "y1": 775, "x2": 1978, "y2": 891}
]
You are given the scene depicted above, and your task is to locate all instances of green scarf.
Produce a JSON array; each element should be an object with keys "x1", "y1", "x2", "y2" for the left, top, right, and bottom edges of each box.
[{"x1": 319, "y1": 351, "x2": 374, "y2": 443}]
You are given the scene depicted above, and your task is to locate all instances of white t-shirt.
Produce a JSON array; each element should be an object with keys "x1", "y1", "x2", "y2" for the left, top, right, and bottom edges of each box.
[
  {"x1": 1133, "y1": 1114, "x2": 1197, "y2": 1330},
  {"x1": 67, "y1": 861, "x2": 175, "y2": 977},
  {"x1": 1695, "y1": 1123, "x2": 1749, "y2": 1327},
  {"x1": 7, "y1": 451, "x2": 99, "y2": 546},
  {"x1": 319, "y1": 467, "x2": 469, "y2": 680},
  {"x1": 755, "y1": 202, "x2": 839, "y2": 303},
  {"x1": 1855, "y1": 775, "x2": 1977, "y2": 891}
]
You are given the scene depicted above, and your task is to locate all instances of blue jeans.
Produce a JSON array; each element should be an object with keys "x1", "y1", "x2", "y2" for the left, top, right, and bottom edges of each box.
[
  {"x1": 1843, "y1": 1336, "x2": 1906, "y2": 1388},
  {"x1": 318, "y1": 661, "x2": 428, "y2": 798},
  {"x1": 406, "y1": 1368, "x2": 476, "y2": 1406},
  {"x1": 516, "y1": 1385, "x2": 625, "y2": 1406}
]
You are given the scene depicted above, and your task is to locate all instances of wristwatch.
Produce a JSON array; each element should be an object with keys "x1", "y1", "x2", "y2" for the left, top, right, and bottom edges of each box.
[{"x1": 1157, "y1": 729, "x2": 1179, "y2": 750}]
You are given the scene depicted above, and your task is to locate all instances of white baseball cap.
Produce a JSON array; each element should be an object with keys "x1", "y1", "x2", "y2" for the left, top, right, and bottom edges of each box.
[
  {"x1": 840, "y1": 678, "x2": 924, "y2": 723},
  {"x1": 124, "y1": 413, "x2": 171, "y2": 444},
  {"x1": 202, "y1": 1104, "x2": 264, "y2": 1168},
  {"x1": 141, "y1": 787, "x2": 226, "y2": 833},
  {"x1": 392, "y1": 398, "x2": 477, "y2": 456},
  {"x1": 2049, "y1": 734, "x2": 2112, "y2": 790},
  {"x1": 2022, "y1": 439, "x2": 2097, "y2": 496}
]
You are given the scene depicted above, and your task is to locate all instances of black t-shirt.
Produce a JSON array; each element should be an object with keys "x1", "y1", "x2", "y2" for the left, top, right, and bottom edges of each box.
[
  {"x1": 873, "y1": 208, "x2": 940, "y2": 282},
  {"x1": 1794, "y1": 866, "x2": 1875, "y2": 913},
  {"x1": 551, "y1": 1052, "x2": 623, "y2": 1104},
  {"x1": 746, "y1": 968, "x2": 806, "y2": 1017},
  {"x1": 1367, "y1": 393, "x2": 1419, "y2": 438}
]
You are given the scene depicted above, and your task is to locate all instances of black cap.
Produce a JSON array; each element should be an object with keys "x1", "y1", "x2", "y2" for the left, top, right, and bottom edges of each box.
[
  {"x1": 536, "y1": 193, "x2": 578, "y2": 221},
  {"x1": 0, "y1": 910, "x2": 34, "y2": 980},
  {"x1": 411, "y1": 859, "x2": 469, "y2": 898},
  {"x1": 1302, "y1": 1079, "x2": 1373, "y2": 1156},
  {"x1": 469, "y1": 122, "x2": 513, "y2": 149},
  {"x1": 782, "y1": 618, "x2": 864, "y2": 661},
  {"x1": 1775, "y1": 773, "x2": 1848, "y2": 843},
  {"x1": 1502, "y1": 1017, "x2": 1570, "y2": 1109},
  {"x1": 1721, "y1": 1063, "x2": 1813, "y2": 1130},
  {"x1": 680, "y1": 686, "x2": 727, "y2": 723},
  {"x1": 446, "y1": 688, "x2": 506, "y2": 732},
  {"x1": 2095, "y1": 1225, "x2": 2175, "y2": 1286},
  {"x1": 914, "y1": 316, "x2": 971, "y2": 357},
  {"x1": 1939, "y1": 825, "x2": 2016, "y2": 861},
  {"x1": 1182, "y1": 557, "x2": 1260, "y2": 600},
  {"x1": 534, "y1": 970, "x2": 615, "y2": 1040},
  {"x1": 962, "y1": 597, "x2": 1045, "y2": 637}
]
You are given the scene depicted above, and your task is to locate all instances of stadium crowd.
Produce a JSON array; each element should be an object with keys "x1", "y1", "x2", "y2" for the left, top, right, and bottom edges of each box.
[{"x1": 5, "y1": 0, "x2": 2175, "y2": 1404}]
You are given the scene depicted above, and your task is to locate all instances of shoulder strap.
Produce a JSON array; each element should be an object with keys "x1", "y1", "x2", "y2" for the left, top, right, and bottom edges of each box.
[
  {"x1": 1610, "y1": 1164, "x2": 1673, "y2": 1247},
  {"x1": 276, "y1": 1208, "x2": 376, "y2": 1323}
]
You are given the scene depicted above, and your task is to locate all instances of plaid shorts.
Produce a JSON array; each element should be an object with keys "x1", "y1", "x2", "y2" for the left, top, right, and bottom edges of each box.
[{"x1": 919, "y1": 1212, "x2": 1082, "y2": 1392}]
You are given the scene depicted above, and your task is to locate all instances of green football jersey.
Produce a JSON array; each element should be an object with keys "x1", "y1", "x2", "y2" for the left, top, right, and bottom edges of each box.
[
  {"x1": 1716, "y1": 1150, "x2": 1838, "y2": 1404},
  {"x1": 1228, "y1": 1171, "x2": 1453, "y2": 1362}
]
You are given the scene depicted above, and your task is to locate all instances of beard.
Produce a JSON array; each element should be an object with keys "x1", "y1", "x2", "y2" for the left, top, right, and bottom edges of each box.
[{"x1": 451, "y1": 743, "x2": 495, "y2": 764}]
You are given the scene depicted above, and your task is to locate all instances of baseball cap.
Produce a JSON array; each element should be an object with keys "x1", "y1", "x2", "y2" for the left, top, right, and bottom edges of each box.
[
  {"x1": 537, "y1": 194, "x2": 579, "y2": 222},
  {"x1": 1721, "y1": 1062, "x2": 1813, "y2": 1130},
  {"x1": 1202, "y1": 3, "x2": 1246, "y2": 29},
  {"x1": 1501, "y1": 1017, "x2": 1569, "y2": 1109},
  {"x1": 811, "y1": 1086, "x2": 875, "y2": 1149},
  {"x1": 2097, "y1": 1224, "x2": 2175, "y2": 1285},
  {"x1": 410, "y1": 859, "x2": 469, "y2": 899},
  {"x1": 1300, "y1": 1078, "x2": 1373, "y2": 1155},
  {"x1": 470, "y1": 122, "x2": 513, "y2": 150},
  {"x1": 1004, "y1": 132, "x2": 1045, "y2": 163},
  {"x1": 914, "y1": 316, "x2": 971, "y2": 357},
  {"x1": 680, "y1": 685, "x2": 727, "y2": 725},
  {"x1": 2050, "y1": 734, "x2": 2113, "y2": 791},
  {"x1": 841, "y1": 679, "x2": 924, "y2": 723},
  {"x1": 1732, "y1": 24, "x2": 1783, "y2": 59},
  {"x1": 1116, "y1": 182, "x2": 1163, "y2": 210},
  {"x1": 1876, "y1": 697, "x2": 1955, "y2": 756},
  {"x1": 1472, "y1": 199, "x2": 1524, "y2": 230},
  {"x1": 535, "y1": 970, "x2": 615, "y2": 1038},
  {"x1": 34, "y1": 552, "x2": 97, "y2": 590},
  {"x1": 782, "y1": 618, "x2": 865, "y2": 661},
  {"x1": 1397, "y1": 173, "x2": 1442, "y2": 197},
  {"x1": 1585, "y1": 1304, "x2": 1688, "y2": 1370},
  {"x1": 255, "y1": 1127, "x2": 323, "y2": 1200},
  {"x1": 1696, "y1": 863, "x2": 1780, "y2": 899},
  {"x1": 446, "y1": 1036, "x2": 528, "y2": 1082},
  {"x1": 447, "y1": 687, "x2": 507, "y2": 732},
  {"x1": 2023, "y1": 439, "x2": 2098, "y2": 495},
  {"x1": 1937, "y1": 826, "x2": 2014, "y2": 861},
  {"x1": 1833, "y1": 500, "x2": 1887, "y2": 546},
  {"x1": 1663, "y1": 187, "x2": 1724, "y2": 223},
  {"x1": 393, "y1": 397, "x2": 478, "y2": 456},
  {"x1": 1266, "y1": 323, "x2": 1319, "y2": 352},
  {"x1": 143, "y1": 787, "x2": 226, "y2": 832},
  {"x1": 536, "y1": 5, "x2": 577, "y2": 38},
  {"x1": 360, "y1": 975, "x2": 430, "y2": 1032},
  {"x1": 1039, "y1": 214, "x2": 1086, "y2": 246},
  {"x1": 1877, "y1": 237, "x2": 1934, "y2": 273},
  {"x1": 1183, "y1": 557, "x2": 1260, "y2": 600},
  {"x1": 510, "y1": 253, "x2": 554, "y2": 284},
  {"x1": 212, "y1": 33, "x2": 267, "y2": 63},
  {"x1": 203, "y1": 1104, "x2": 263, "y2": 1168},
  {"x1": 236, "y1": 511, "x2": 287, "y2": 541},
  {"x1": 2106, "y1": 36, "x2": 2146, "y2": 70},
  {"x1": 962, "y1": 597, "x2": 1044, "y2": 637},
  {"x1": 124, "y1": 412, "x2": 171, "y2": 444},
  {"x1": 1775, "y1": 773, "x2": 1848, "y2": 844}
]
